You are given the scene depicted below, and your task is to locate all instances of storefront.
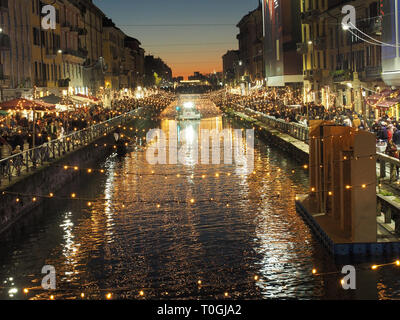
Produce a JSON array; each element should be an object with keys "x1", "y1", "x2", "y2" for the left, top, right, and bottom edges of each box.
[{"x1": 366, "y1": 89, "x2": 400, "y2": 120}]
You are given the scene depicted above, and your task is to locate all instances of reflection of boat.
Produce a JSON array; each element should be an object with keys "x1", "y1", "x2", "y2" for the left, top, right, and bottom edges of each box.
[{"x1": 177, "y1": 109, "x2": 201, "y2": 120}]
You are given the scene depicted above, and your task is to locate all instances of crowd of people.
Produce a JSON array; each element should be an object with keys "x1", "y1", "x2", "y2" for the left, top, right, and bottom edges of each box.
[
  {"x1": 209, "y1": 87, "x2": 400, "y2": 158},
  {"x1": 0, "y1": 91, "x2": 175, "y2": 162}
]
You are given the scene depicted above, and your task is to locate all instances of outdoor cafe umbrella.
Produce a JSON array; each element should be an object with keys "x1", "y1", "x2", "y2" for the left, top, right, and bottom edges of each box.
[{"x1": 0, "y1": 98, "x2": 55, "y2": 148}]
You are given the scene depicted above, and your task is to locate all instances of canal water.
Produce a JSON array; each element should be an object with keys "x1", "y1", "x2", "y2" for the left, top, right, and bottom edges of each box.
[{"x1": 0, "y1": 104, "x2": 400, "y2": 300}]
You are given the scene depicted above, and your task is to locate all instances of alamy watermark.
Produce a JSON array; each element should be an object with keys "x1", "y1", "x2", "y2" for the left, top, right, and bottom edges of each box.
[
  {"x1": 145, "y1": 126, "x2": 254, "y2": 172},
  {"x1": 41, "y1": 4, "x2": 56, "y2": 30}
]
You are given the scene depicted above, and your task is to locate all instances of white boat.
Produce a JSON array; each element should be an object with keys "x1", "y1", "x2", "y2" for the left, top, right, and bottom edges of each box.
[
  {"x1": 176, "y1": 101, "x2": 201, "y2": 120},
  {"x1": 177, "y1": 109, "x2": 201, "y2": 120}
]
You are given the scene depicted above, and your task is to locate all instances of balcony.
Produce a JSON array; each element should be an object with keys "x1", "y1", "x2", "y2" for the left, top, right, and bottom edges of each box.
[
  {"x1": 0, "y1": 33, "x2": 11, "y2": 51},
  {"x1": 368, "y1": 18, "x2": 382, "y2": 36},
  {"x1": 45, "y1": 47, "x2": 59, "y2": 59},
  {"x1": 33, "y1": 79, "x2": 47, "y2": 88},
  {"x1": 303, "y1": 69, "x2": 322, "y2": 82},
  {"x1": 362, "y1": 66, "x2": 382, "y2": 81},
  {"x1": 58, "y1": 78, "x2": 70, "y2": 88},
  {"x1": 296, "y1": 42, "x2": 308, "y2": 55},
  {"x1": 0, "y1": 0, "x2": 8, "y2": 12},
  {"x1": 0, "y1": 64, "x2": 9, "y2": 80},
  {"x1": 331, "y1": 69, "x2": 353, "y2": 83},
  {"x1": 61, "y1": 22, "x2": 71, "y2": 31},
  {"x1": 313, "y1": 37, "x2": 326, "y2": 50},
  {"x1": 62, "y1": 48, "x2": 87, "y2": 60},
  {"x1": 301, "y1": 9, "x2": 320, "y2": 24},
  {"x1": 78, "y1": 28, "x2": 88, "y2": 36}
]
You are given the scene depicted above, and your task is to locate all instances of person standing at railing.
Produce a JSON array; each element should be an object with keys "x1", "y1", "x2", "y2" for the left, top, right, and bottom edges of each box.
[
  {"x1": 0, "y1": 134, "x2": 12, "y2": 163},
  {"x1": 393, "y1": 127, "x2": 400, "y2": 147}
]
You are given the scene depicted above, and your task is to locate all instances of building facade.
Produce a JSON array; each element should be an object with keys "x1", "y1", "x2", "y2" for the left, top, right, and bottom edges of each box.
[
  {"x1": 125, "y1": 36, "x2": 145, "y2": 88},
  {"x1": 78, "y1": 0, "x2": 105, "y2": 96},
  {"x1": 299, "y1": 0, "x2": 384, "y2": 117},
  {"x1": 222, "y1": 50, "x2": 239, "y2": 85},
  {"x1": 262, "y1": 0, "x2": 303, "y2": 87},
  {"x1": 236, "y1": 6, "x2": 264, "y2": 87},
  {"x1": 59, "y1": 0, "x2": 87, "y2": 95}
]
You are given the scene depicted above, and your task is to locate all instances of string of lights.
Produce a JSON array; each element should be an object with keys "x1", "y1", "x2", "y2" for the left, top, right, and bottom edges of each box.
[
  {"x1": 1, "y1": 177, "x2": 378, "y2": 210},
  {"x1": 56, "y1": 150, "x2": 377, "y2": 179},
  {"x1": 345, "y1": 23, "x2": 400, "y2": 48},
  {"x1": 1, "y1": 260, "x2": 399, "y2": 300}
]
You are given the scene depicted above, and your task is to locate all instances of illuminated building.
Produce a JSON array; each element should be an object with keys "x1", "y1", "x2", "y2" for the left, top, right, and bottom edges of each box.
[
  {"x1": 299, "y1": 0, "x2": 384, "y2": 117},
  {"x1": 102, "y1": 17, "x2": 126, "y2": 91},
  {"x1": 262, "y1": 0, "x2": 303, "y2": 87},
  {"x1": 236, "y1": 5, "x2": 264, "y2": 88}
]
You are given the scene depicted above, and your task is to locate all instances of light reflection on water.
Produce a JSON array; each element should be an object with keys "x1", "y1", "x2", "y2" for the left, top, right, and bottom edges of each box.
[{"x1": 0, "y1": 111, "x2": 399, "y2": 299}]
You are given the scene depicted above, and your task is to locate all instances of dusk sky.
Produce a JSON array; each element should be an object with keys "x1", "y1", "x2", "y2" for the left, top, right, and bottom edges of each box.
[{"x1": 94, "y1": 0, "x2": 260, "y2": 79}]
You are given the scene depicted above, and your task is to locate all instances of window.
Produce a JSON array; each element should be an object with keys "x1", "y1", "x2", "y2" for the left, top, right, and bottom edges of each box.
[{"x1": 33, "y1": 28, "x2": 40, "y2": 46}]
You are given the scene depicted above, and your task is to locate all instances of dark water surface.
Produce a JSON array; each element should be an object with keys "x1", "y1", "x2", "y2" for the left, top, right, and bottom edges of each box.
[{"x1": 0, "y1": 114, "x2": 400, "y2": 300}]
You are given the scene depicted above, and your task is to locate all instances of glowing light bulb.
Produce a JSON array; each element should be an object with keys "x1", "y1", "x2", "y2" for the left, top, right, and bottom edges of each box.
[
  {"x1": 139, "y1": 290, "x2": 144, "y2": 296},
  {"x1": 106, "y1": 293, "x2": 112, "y2": 300},
  {"x1": 71, "y1": 193, "x2": 76, "y2": 198},
  {"x1": 371, "y1": 265, "x2": 378, "y2": 270},
  {"x1": 312, "y1": 269, "x2": 317, "y2": 274},
  {"x1": 23, "y1": 288, "x2": 29, "y2": 294}
]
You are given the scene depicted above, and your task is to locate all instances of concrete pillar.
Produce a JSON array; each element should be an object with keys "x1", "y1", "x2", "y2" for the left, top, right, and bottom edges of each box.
[
  {"x1": 377, "y1": 201, "x2": 382, "y2": 216},
  {"x1": 385, "y1": 207, "x2": 392, "y2": 224},
  {"x1": 380, "y1": 160, "x2": 386, "y2": 178},
  {"x1": 390, "y1": 163, "x2": 397, "y2": 182}
]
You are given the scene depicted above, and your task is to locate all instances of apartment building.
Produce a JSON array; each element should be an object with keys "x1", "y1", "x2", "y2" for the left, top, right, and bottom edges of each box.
[{"x1": 299, "y1": 0, "x2": 384, "y2": 116}]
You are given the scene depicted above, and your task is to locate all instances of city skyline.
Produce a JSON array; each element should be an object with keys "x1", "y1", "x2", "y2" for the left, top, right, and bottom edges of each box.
[{"x1": 93, "y1": 0, "x2": 260, "y2": 79}]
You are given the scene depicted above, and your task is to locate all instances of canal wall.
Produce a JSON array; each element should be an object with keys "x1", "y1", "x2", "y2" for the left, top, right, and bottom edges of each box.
[{"x1": 0, "y1": 132, "x2": 117, "y2": 234}]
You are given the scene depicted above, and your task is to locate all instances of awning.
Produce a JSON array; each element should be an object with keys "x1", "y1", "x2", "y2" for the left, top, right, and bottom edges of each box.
[{"x1": 366, "y1": 89, "x2": 400, "y2": 107}]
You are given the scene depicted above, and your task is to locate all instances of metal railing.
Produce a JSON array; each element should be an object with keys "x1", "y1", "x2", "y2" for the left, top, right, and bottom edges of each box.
[
  {"x1": 0, "y1": 109, "x2": 141, "y2": 185},
  {"x1": 231, "y1": 103, "x2": 309, "y2": 143},
  {"x1": 377, "y1": 153, "x2": 400, "y2": 183}
]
